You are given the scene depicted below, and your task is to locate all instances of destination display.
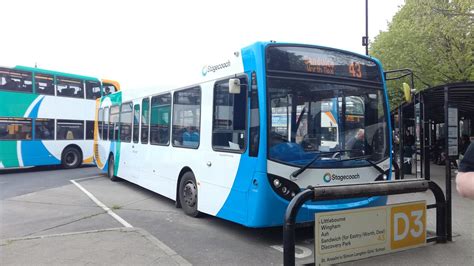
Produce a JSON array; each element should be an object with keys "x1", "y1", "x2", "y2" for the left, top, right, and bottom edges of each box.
[
  {"x1": 315, "y1": 201, "x2": 426, "y2": 265},
  {"x1": 266, "y1": 46, "x2": 382, "y2": 81}
]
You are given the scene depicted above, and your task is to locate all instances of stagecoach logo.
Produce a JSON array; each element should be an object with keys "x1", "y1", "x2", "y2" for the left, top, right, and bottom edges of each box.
[
  {"x1": 323, "y1": 172, "x2": 332, "y2": 183},
  {"x1": 323, "y1": 172, "x2": 361, "y2": 183},
  {"x1": 201, "y1": 60, "x2": 231, "y2": 76}
]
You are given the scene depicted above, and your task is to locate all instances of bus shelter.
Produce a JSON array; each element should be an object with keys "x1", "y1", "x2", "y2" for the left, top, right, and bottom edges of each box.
[{"x1": 391, "y1": 81, "x2": 474, "y2": 240}]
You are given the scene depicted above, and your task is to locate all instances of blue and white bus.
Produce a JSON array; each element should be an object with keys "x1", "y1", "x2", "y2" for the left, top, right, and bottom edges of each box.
[{"x1": 94, "y1": 42, "x2": 392, "y2": 227}]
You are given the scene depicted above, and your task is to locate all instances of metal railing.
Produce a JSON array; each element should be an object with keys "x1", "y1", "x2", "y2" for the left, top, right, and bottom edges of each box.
[{"x1": 283, "y1": 179, "x2": 447, "y2": 265}]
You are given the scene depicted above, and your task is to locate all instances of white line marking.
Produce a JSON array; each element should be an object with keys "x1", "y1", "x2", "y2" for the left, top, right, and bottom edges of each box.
[
  {"x1": 72, "y1": 175, "x2": 103, "y2": 182},
  {"x1": 70, "y1": 179, "x2": 133, "y2": 228}
]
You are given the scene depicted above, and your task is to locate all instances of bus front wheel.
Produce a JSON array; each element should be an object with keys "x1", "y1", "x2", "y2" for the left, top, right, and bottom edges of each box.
[
  {"x1": 61, "y1": 147, "x2": 82, "y2": 169},
  {"x1": 107, "y1": 155, "x2": 119, "y2": 182},
  {"x1": 179, "y1": 172, "x2": 200, "y2": 217}
]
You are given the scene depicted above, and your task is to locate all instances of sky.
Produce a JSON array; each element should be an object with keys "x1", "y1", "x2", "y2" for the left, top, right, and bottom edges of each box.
[{"x1": 0, "y1": 0, "x2": 405, "y2": 89}]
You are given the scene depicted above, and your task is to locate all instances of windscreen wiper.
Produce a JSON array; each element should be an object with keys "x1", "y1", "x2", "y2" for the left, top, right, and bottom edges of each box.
[
  {"x1": 290, "y1": 149, "x2": 361, "y2": 179},
  {"x1": 333, "y1": 155, "x2": 385, "y2": 175}
]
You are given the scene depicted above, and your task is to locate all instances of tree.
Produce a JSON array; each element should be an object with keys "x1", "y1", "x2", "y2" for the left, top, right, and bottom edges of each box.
[{"x1": 370, "y1": 0, "x2": 474, "y2": 109}]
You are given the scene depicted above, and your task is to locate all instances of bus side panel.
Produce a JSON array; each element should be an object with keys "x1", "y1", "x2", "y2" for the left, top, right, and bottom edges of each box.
[
  {"x1": 0, "y1": 91, "x2": 38, "y2": 118},
  {"x1": 214, "y1": 45, "x2": 265, "y2": 225},
  {"x1": 20, "y1": 140, "x2": 61, "y2": 166},
  {"x1": 214, "y1": 154, "x2": 258, "y2": 225},
  {"x1": 0, "y1": 141, "x2": 20, "y2": 168}
]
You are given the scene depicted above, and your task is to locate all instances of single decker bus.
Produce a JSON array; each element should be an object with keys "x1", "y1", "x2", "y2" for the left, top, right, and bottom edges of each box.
[
  {"x1": 94, "y1": 41, "x2": 392, "y2": 227},
  {"x1": 0, "y1": 65, "x2": 119, "y2": 169}
]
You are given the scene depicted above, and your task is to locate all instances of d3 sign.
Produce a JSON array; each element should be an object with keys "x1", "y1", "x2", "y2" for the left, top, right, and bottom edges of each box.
[{"x1": 390, "y1": 202, "x2": 426, "y2": 250}]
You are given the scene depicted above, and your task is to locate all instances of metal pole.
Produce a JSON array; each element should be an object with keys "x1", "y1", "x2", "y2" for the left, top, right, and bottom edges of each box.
[
  {"x1": 399, "y1": 105, "x2": 405, "y2": 179},
  {"x1": 444, "y1": 86, "x2": 452, "y2": 241},
  {"x1": 283, "y1": 189, "x2": 314, "y2": 266},
  {"x1": 365, "y1": 0, "x2": 369, "y2": 55},
  {"x1": 361, "y1": 0, "x2": 370, "y2": 55}
]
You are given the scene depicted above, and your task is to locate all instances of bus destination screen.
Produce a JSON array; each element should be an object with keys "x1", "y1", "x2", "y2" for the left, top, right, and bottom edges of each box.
[{"x1": 266, "y1": 46, "x2": 382, "y2": 82}]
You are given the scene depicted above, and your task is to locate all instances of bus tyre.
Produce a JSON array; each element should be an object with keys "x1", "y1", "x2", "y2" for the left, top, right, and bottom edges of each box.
[
  {"x1": 61, "y1": 147, "x2": 82, "y2": 169},
  {"x1": 179, "y1": 172, "x2": 200, "y2": 217},
  {"x1": 107, "y1": 156, "x2": 119, "y2": 182}
]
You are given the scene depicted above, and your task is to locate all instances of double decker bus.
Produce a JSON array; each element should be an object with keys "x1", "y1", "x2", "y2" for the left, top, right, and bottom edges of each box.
[
  {"x1": 94, "y1": 42, "x2": 392, "y2": 227},
  {"x1": 0, "y1": 65, "x2": 119, "y2": 169}
]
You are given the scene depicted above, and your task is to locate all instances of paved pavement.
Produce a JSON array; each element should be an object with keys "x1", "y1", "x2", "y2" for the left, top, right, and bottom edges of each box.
[
  {"x1": 0, "y1": 163, "x2": 472, "y2": 265},
  {"x1": 0, "y1": 172, "x2": 190, "y2": 265},
  {"x1": 0, "y1": 228, "x2": 189, "y2": 265}
]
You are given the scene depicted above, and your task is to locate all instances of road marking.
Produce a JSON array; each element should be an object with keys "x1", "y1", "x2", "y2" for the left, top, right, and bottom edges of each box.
[
  {"x1": 270, "y1": 245, "x2": 313, "y2": 259},
  {"x1": 72, "y1": 175, "x2": 103, "y2": 182},
  {"x1": 70, "y1": 179, "x2": 133, "y2": 228}
]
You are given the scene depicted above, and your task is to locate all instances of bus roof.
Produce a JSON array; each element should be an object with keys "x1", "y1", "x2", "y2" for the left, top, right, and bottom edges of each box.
[{"x1": 14, "y1": 65, "x2": 101, "y2": 82}]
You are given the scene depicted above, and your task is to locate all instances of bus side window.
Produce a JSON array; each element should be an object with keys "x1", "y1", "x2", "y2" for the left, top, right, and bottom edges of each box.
[
  {"x1": 133, "y1": 104, "x2": 140, "y2": 143},
  {"x1": 35, "y1": 73, "x2": 55, "y2": 95},
  {"x1": 98, "y1": 108, "x2": 103, "y2": 139},
  {"x1": 34, "y1": 118, "x2": 54, "y2": 140},
  {"x1": 0, "y1": 68, "x2": 33, "y2": 93},
  {"x1": 119, "y1": 102, "x2": 133, "y2": 143},
  {"x1": 150, "y1": 94, "x2": 171, "y2": 145},
  {"x1": 103, "y1": 107, "x2": 109, "y2": 140},
  {"x1": 86, "y1": 120, "x2": 94, "y2": 140},
  {"x1": 172, "y1": 87, "x2": 201, "y2": 149},
  {"x1": 56, "y1": 76, "x2": 84, "y2": 99},
  {"x1": 0, "y1": 117, "x2": 32, "y2": 140},
  {"x1": 249, "y1": 72, "x2": 259, "y2": 157},
  {"x1": 56, "y1": 120, "x2": 84, "y2": 140},
  {"x1": 86, "y1": 81, "x2": 102, "y2": 99},
  {"x1": 141, "y1": 98, "x2": 150, "y2": 144},
  {"x1": 212, "y1": 77, "x2": 247, "y2": 152},
  {"x1": 109, "y1": 105, "x2": 120, "y2": 141},
  {"x1": 103, "y1": 83, "x2": 117, "y2": 95}
]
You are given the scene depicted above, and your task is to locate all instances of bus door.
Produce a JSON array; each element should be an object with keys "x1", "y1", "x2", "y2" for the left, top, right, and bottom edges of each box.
[
  {"x1": 202, "y1": 77, "x2": 250, "y2": 217},
  {"x1": 118, "y1": 102, "x2": 135, "y2": 178},
  {"x1": 128, "y1": 102, "x2": 141, "y2": 179}
]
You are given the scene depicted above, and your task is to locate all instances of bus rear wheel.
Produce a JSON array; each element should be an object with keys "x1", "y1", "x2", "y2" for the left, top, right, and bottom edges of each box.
[
  {"x1": 179, "y1": 172, "x2": 200, "y2": 217},
  {"x1": 61, "y1": 147, "x2": 82, "y2": 169},
  {"x1": 107, "y1": 155, "x2": 120, "y2": 182}
]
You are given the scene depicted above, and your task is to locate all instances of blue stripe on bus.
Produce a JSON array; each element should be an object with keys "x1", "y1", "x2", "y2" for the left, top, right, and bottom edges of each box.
[
  {"x1": 27, "y1": 96, "x2": 45, "y2": 119},
  {"x1": 215, "y1": 43, "x2": 264, "y2": 225},
  {"x1": 21, "y1": 140, "x2": 61, "y2": 166}
]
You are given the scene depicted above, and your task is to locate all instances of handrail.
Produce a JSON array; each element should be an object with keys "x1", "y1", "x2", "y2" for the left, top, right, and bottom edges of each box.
[{"x1": 283, "y1": 180, "x2": 446, "y2": 266}]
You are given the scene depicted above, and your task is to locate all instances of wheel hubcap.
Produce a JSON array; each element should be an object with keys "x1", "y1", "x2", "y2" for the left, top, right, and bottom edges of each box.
[
  {"x1": 183, "y1": 181, "x2": 197, "y2": 207},
  {"x1": 66, "y1": 152, "x2": 77, "y2": 166}
]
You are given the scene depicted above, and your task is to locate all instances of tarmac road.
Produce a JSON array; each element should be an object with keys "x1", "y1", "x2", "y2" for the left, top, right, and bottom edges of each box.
[
  {"x1": 1, "y1": 164, "x2": 472, "y2": 265},
  {"x1": 0, "y1": 165, "x2": 100, "y2": 200}
]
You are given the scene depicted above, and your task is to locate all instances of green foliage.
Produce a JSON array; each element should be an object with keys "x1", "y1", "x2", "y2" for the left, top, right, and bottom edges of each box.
[{"x1": 370, "y1": 0, "x2": 474, "y2": 109}]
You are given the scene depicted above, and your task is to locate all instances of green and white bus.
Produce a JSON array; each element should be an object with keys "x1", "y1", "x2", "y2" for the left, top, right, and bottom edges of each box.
[{"x1": 0, "y1": 65, "x2": 119, "y2": 169}]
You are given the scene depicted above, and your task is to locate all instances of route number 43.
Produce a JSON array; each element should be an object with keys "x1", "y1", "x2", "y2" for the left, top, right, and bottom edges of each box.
[{"x1": 390, "y1": 202, "x2": 426, "y2": 250}]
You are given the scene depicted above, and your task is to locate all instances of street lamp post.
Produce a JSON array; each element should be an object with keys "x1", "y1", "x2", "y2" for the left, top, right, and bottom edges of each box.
[{"x1": 363, "y1": 0, "x2": 369, "y2": 55}]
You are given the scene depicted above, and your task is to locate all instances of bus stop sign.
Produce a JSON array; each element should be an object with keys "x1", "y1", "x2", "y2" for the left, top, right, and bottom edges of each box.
[{"x1": 314, "y1": 201, "x2": 426, "y2": 265}]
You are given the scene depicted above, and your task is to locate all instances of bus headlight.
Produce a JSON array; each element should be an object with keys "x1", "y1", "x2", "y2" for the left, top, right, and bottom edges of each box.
[
  {"x1": 268, "y1": 174, "x2": 300, "y2": 201},
  {"x1": 375, "y1": 170, "x2": 389, "y2": 181},
  {"x1": 273, "y1": 178, "x2": 281, "y2": 188}
]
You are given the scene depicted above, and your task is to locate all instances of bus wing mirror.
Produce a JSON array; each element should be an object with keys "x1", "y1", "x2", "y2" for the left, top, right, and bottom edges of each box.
[{"x1": 229, "y1": 78, "x2": 241, "y2": 94}]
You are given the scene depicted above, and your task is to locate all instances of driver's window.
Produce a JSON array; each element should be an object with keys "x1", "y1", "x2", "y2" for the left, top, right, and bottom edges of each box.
[{"x1": 270, "y1": 96, "x2": 290, "y2": 142}]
